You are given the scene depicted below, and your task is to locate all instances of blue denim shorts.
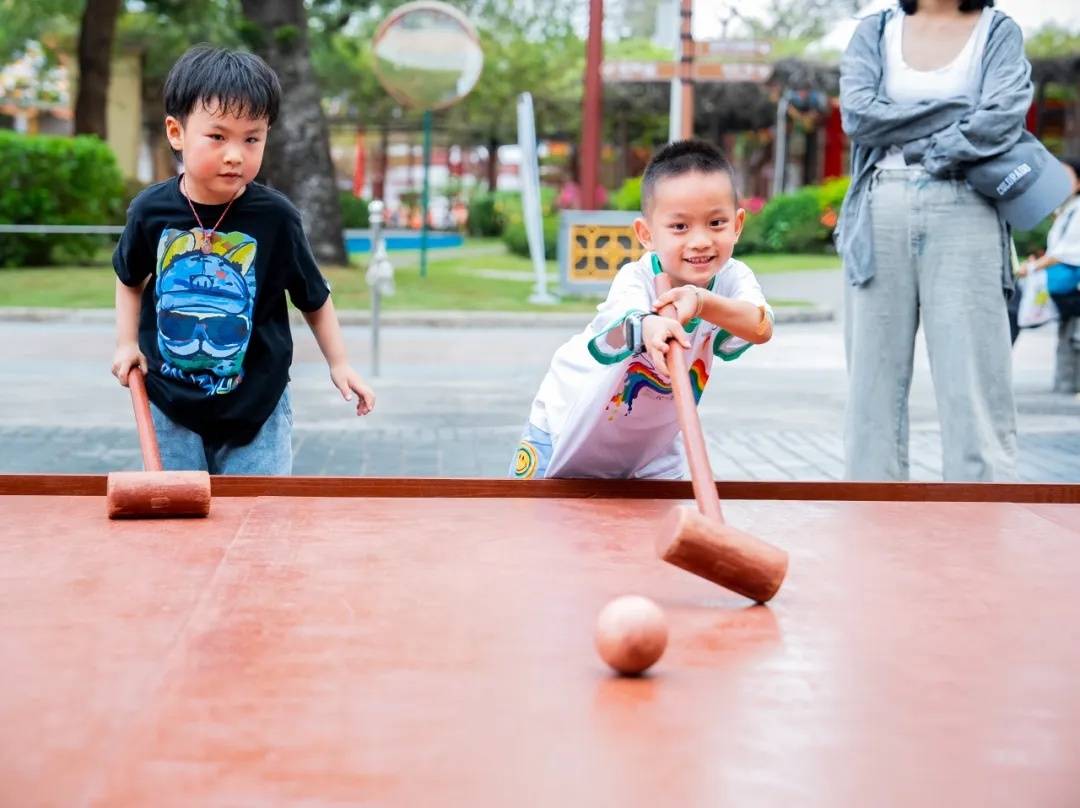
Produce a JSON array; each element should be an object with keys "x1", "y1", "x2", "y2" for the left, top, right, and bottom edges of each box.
[
  {"x1": 149, "y1": 387, "x2": 293, "y2": 475},
  {"x1": 509, "y1": 422, "x2": 553, "y2": 480}
]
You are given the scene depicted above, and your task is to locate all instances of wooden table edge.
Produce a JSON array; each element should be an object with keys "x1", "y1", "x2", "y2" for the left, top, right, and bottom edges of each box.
[{"x1": 2, "y1": 474, "x2": 1078, "y2": 503}]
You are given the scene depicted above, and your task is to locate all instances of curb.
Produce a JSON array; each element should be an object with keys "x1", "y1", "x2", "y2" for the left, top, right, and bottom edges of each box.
[{"x1": 0, "y1": 305, "x2": 834, "y2": 328}]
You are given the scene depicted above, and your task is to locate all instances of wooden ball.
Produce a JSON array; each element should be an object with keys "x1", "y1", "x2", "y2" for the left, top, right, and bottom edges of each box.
[{"x1": 595, "y1": 595, "x2": 668, "y2": 676}]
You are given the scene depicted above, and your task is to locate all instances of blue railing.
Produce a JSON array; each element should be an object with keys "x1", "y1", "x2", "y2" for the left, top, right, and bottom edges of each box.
[{"x1": 0, "y1": 225, "x2": 465, "y2": 254}]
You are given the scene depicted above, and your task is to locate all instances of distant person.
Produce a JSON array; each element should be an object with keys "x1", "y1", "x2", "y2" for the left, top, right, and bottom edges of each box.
[
  {"x1": 451, "y1": 199, "x2": 469, "y2": 232},
  {"x1": 1019, "y1": 158, "x2": 1080, "y2": 392},
  {"x1": 111, "y1": 46, "x2": 375, "y2": 475},
  {"x1": 511, "y1": 140, "x2": 772, "y2": 479},
  {"x1": 837, "y1": 0, "x2": 1069, "y2": 481}
]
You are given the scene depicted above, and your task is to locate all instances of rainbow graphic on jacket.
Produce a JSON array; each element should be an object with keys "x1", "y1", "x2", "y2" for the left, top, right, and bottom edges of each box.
[
  {"x1": 606, "y1": 358, "x2": 710, "y2": 416},
  {"x1": 687, "y1": 359, "x2": 709, "y2": 401}
]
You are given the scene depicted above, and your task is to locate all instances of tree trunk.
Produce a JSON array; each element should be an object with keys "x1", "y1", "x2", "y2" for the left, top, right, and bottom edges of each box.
[
  {"x1": 487, "y1": 134, "x2": 499, "y2": 192},
  {"x1": 238, "y1": 0, "x2": 346, "y2": 265},
  {"x1": 141, "y1": 74, "x2": 176, "y2": 182},
  {"x1": 73, "y1": 0, "x2": 122, "y2": 138}
]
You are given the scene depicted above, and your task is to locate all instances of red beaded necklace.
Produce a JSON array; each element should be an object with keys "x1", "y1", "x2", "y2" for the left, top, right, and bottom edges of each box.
[{"x1": 181, "y1": 174, "x2": 241, "y2": 254}]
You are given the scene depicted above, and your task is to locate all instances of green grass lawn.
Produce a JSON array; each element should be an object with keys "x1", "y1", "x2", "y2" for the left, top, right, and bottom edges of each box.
[{"x1": 0, "y1": 239, "x2": 838, "y2": 311}]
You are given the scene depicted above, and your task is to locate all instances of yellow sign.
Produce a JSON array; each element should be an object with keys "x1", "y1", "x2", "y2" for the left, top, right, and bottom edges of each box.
[{"x1": 559, "y1": 212, "x2": 644, "y2": 295}]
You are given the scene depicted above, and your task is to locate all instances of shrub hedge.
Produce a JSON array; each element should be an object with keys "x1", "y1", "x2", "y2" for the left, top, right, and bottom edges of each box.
[
  {"x1": 0, "y1": 131, "x2": 125, "y2": 267},
  {"x1": 339, "y1": 192, "x2": 371, "y2": 229},
  {"x1": 502, "y1": 216, "x2": 559, "y2": 260}
]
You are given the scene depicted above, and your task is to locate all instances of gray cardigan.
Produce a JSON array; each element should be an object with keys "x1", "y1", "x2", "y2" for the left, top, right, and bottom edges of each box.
[{"x1": 836, "y1": 8, "x2": 1033, "y2": 291}]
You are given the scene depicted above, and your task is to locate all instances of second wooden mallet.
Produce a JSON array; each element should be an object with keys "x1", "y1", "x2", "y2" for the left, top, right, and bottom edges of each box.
[{"x1": 106, "y1": 367, "x2": 211, "y2": 519}]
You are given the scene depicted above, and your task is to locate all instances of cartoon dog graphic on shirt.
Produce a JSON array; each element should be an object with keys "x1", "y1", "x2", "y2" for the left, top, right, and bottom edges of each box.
[{"x1": 154, "y1": 229, "x2": 257, "y2": 395}]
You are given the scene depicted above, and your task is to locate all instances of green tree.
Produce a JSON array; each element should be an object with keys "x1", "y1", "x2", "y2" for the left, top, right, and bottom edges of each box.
[
  {"x1": 443, "y1": 0, "x2": 584, "y2": 190},
  {"x1": 742, "y1": 0, "x2": 860, "y2": 42},
  {"x1": 73, "y1": 0, "x2": 122, "y2": 137},
  {"x1": 607, "y1": 0, "x2": 664, "y2": 40},
  {"x1": 237, "y1": 0, "x2": 363, "y2": 264},
  {"x1": 118, "y1": 0, "x2": 242, "y2": 180},
  {"x1": 0, "y1": 0, "x2": 78, "y2": 63},
  {"x1": 1025, "y1": 23, "x2": 1080, "y2": 59},
  {"x1": 606, "y1": 37, "x2": 672, "y2": 61},
  {"x1": 0, "y1": 0, "x2": 124, "y2": 138},
  {"x1": 307, "y1": 6, "x2": 407, "y2": 199},
  {"x1": 1024, "y1": 23, "x2": 1080, "y2": 153}
]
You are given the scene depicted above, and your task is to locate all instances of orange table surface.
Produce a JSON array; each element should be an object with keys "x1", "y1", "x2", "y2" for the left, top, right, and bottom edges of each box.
[{"x1": 2, "y1": 484, "x2": 1079, "y2": 807}]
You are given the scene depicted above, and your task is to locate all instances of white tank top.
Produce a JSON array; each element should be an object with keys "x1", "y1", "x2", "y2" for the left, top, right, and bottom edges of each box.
[{"x1": 877, "y1": 8, "x2": 993, "y2": 169}]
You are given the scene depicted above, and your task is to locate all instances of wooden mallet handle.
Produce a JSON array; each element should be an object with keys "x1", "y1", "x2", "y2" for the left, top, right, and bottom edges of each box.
[
  {"x1": 127, "y1": 367, "x2": 162, "y2": 472},
  {"x1": 653, "y1": 272, "x2": 789, "y2": 603},
  {"x1": 653, "y1": 273, "x2": 723, "y2": 521}
]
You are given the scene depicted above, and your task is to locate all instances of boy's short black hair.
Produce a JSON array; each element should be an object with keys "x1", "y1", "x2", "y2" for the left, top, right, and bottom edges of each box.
[
  {"x1": 164, "y1": 45, "x2": 281, "y2": 126},
  {"x1": 640, "y1": 139, "x2": 738, "y2": 215},
  {"x1": 899, "y1": 0, "x2": 994, "y2": 13}
]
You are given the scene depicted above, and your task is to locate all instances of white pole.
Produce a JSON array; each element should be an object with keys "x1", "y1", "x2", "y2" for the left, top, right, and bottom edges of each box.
[
  {"x1": 669, "y1": 78, "x2": 682, "y2": 143},
  {"x1": 667, "y1": 0, "x2": 682, "y2": 142},
  {"x1": 773, "y1": 91, "x2": 790, "y2": 198},
  {"x1": 366, "y1": 200, "x2": 395, "y2": 377},
  {"x1": 517, "y1": 92, "x2": 558, "y2": 304}
]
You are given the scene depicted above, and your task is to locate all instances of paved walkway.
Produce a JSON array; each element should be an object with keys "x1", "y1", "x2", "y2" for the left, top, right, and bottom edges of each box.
[
  {"x1": 8, "y1": 422, "x2": 1076, "y2": 481},
  {"x1": 1, "y1": 298, "x2": 1077, "y2": 481}
]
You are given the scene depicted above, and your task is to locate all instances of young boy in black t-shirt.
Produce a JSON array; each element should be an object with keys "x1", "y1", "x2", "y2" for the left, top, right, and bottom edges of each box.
[{"x1": 111, "y1": 45, "x2": 374, "y2": 474}]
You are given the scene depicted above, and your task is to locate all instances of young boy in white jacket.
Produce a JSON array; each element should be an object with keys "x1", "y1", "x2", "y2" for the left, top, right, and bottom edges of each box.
[{"x1": 512, "y1": 140, "x2": 773, "y2": 480}]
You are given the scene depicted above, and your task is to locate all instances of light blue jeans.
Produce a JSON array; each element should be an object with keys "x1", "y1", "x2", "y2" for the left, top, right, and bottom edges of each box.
[
  {"x1": 509, "y1": 423, "x2": 553, "y2": 480},
  {"x1": 844, "y1": 169, "x2": 1018, "y2": 481},
  {"x1": 149, "y1": 387, "x2": 293, "y2": 475}
]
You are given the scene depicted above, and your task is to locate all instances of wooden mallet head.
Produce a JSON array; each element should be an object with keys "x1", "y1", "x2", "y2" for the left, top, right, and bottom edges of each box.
[
  {"x1": 657, "y1": 506, "x2": 788, "y2": 604},
  {"x1": 106, "y1": 470, "x2": 211, "y2": 519},
  {"x1": 106, "y1": 368, "x2": 211, "y2": 519},
  {"x1": 651, "y1": 270, "x2": 788, "y2": 602}
]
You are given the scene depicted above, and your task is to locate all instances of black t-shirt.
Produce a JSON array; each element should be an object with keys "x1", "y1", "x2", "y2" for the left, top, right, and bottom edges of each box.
[{"x1": 113, "y1": 177, "x2": 330, "y2": 445}]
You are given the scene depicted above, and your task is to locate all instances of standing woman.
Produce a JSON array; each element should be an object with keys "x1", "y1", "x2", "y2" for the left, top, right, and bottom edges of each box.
[{"x1": 836, "y1": 0, "x2": 1030, "y2": 481}]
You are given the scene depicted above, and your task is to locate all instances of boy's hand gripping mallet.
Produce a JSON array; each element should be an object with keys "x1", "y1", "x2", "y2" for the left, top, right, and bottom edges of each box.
[
  {"x1": 652, "y1": 273, "x2": 788, "y2": 603},
  {"x1": 106, "y1": 367, "x2": 211, "y2": 519}
]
